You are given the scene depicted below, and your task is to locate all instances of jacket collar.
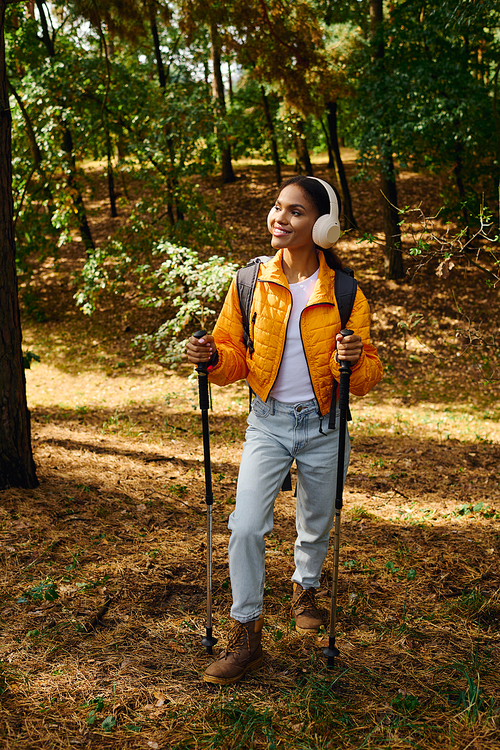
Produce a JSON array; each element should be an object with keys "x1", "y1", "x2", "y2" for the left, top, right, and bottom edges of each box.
[{"x1": 259, "y1": 249, "x2": 336, "y2": 305}]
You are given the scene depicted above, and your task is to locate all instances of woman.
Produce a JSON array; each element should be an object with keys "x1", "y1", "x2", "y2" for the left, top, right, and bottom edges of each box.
[{"x1": 187, "y1": 175, "x2": 383, "y2": 685}]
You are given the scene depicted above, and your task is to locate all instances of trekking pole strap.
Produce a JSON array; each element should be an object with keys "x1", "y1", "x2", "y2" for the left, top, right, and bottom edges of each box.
[{"x1": 193, "y1": 330, "x2": 211, "y2": 411}]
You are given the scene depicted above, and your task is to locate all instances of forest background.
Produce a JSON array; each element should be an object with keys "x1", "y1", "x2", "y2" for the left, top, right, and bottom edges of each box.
[{"x1": 1, "y1": 1, "x2": 500, "y2": 748}]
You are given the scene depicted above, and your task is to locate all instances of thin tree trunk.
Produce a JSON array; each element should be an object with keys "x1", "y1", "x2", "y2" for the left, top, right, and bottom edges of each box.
[
  {"x1": 106, "y1": 134, "x2": 117, "y2": 218},
  {"x1": 210, "y1": 22, "x2": 235, "y2": 184},
  {"x1": 150, "y1": 5, "x2": 167, "y2": 89},
  {"x1": 61, "y1": 125, "x2": 95, "y2": 252},
  {"x1": 150, "y1": 8, "x2": 184, "y2": 220},
  {"x1": 260, "y1": 86, "x2": 281, "y2": 186},
  {"x1": 320, "y1": 117, "x2": 336, "y2": 170},
  {"x1": 36, "y1": 0, "x2": 55, "y2": 55},
  {"x1": 0, "y1": 0, "x2": 38, "y2": 489},
  {"x1": 227, "y1": 61, "x2": 233, "y2": 104},
  {"x1": 294, "y1": 119, "x2": 313, "y2": 176},
  {"x1": 491, "y1": 61, "x2": 500, "y2": 212},
  {"x1": 92, "y1": 6, "x2": 118, "y2": 218},
  {"x1": 380, "y1": 154, "x2": 403, "y2": 277},
  {"x1": 326, "y1": 101, "x2": 357, "y2": 230},
  {"x1": 36, "y1": 0, "x2": 95, "y2": 252},
  {"x1": 8, "y1": 79, "x2": 54, "y2": 206},
  {"x1": 370, "y1": 0, "x2": 403, "y2": 279},
  {"x1": 453, "y1": 140, "x2": 469, "y2": 235}
]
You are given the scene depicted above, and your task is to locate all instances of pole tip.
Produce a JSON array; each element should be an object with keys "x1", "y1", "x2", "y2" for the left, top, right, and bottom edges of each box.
[{"x1": 202, "y1": 633, "x2": 218, "y2": 654}]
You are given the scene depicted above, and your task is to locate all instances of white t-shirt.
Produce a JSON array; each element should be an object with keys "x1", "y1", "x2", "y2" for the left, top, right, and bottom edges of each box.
[{"x1": 270, "y1": 268, "x2": 319, "y2": 403}]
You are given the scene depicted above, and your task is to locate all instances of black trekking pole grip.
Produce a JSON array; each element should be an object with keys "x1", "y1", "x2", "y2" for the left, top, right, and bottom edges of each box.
[
  {"x1": 193, "y1": 330, "x2": 211, "y2": 412},
  {"x1": 337, "y1": 329, "x2": 353, "y2": 413},
  {"x1": 338, "y1": 329, "x2": 354, "y2": 368}
]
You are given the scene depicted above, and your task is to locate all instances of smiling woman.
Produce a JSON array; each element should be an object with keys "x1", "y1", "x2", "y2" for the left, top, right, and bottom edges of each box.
[
  {"x1": 267, "y1": 184, "x2": 319, "y2": 257},
  {"x1": 186, "y1": 174, "x2": 383, "y2": 685}
]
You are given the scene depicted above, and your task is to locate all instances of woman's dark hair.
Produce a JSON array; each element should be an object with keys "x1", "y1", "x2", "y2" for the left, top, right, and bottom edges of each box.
[{"x1": 276, "y1": 175, "x2": 344, "y2": 270}]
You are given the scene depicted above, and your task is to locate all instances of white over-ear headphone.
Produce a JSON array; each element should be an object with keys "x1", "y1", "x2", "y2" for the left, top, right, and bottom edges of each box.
[{"x1": 307, "y1": 177, "x2": 341, "y2": 248}]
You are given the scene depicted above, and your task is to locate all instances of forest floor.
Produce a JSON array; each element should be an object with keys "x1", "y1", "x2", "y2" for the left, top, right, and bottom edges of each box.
[{"x1": 1, "y1": 153, "x2": 500, "y2": 750}]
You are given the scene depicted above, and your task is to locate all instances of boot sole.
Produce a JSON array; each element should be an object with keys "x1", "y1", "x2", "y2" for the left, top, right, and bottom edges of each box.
[
  {"x1": 295, "y1": 625, "x2": 321, "y2": 635},
  {"x1": 203, "y1": 654, "x2": 263, "y2": 685}
]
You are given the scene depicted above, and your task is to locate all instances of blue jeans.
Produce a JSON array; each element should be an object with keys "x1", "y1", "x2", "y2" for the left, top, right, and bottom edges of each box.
[{"x1": 228, "y1": 395, "x2": 350, "y2": 622}]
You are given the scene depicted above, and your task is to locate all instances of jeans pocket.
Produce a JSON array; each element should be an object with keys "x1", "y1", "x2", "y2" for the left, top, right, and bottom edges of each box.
[{"x1": 250, "y1": 396, "x2": 271, "y2": 418}]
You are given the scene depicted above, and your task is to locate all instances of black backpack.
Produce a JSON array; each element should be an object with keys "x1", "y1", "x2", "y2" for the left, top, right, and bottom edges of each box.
[{"x1": 236, "y1": 256, "x2": 358, "y2": 490}]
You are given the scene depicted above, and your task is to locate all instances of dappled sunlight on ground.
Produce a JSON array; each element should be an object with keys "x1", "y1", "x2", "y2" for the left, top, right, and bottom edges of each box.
[{"x1": 3, "y1": 159, "x2": 499, "y2": 749}]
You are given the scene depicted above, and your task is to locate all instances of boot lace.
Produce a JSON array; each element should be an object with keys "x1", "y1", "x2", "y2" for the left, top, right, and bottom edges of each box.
[
  {"x1": 224, "y1": 621, "x2": 250, "y2": 656},
  {"x1": 293, "y1": 587, "x2": 319, "y2": 617}
]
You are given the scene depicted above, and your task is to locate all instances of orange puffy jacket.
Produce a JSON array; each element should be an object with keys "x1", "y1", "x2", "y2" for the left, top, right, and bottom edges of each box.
[{"x1": 208, "y1": 249, "x2": 383, "y2": 415}]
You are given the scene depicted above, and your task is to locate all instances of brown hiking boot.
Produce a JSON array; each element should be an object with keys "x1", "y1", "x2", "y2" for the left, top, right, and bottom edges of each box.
[
  {"x1": 292, "y1": 583, "x2": 323, "y2": 634},
  {"x1": 203, "y1": 616, "x2": 264, "y2": 685}
]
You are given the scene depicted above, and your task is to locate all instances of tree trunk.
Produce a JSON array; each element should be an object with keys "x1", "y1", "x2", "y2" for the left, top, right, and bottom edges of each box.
[
  {"x1": 61, "y1": 125, "x2": 95, "y2": 252},
  {"x1": 36, "y1": 0, "x2": 55, "y2": 56},
  {"x1": 8, "y1": 79, "x2": 54, "y2": 214},
  {"x1": 493, "y1": 61, "x2": 500, "y2": 209},
  {"x1": 36, "y1": 0, "x2": 95, "y2": 252},
  {"x1": 227, "y1": 61, "x2": 233, "y2": 104},
  {"x1": 453, "y1": 140, "x2": 470, "y2": 236},
  {"x1": 148, "y1": 11, "x2": 183, "y2": 222},
  {"x1": 320, "y1": 116, "x2": 336, "y2": 170},
  {"x1": 381, "y1": 154, "x2": 403, "y2": 278},
  {"x1": 106, "y1": 134, "x2": 118, "y2": 218},
  {"x1": 150, "y1": 5, "x2": 167, "y2": 89},
  {"x1": 294, "y1": 119, "x2": 313, "y2": 176},
  {"x1": 370, "y1": 0, "x2": 403, "y2": 279},
  {"x1": 0, "y1": 1, "x2": 38, "y2": 489},
  {"x1": 93, "y1": 11, "x2": 118, "y2": 219},
  {"x1": 326, "y1": 101, "x2": 357, "y2": 230},
  {"x1": 210, "y1": 22, "x2": 235, "y2": 184},
  {"x1": 260, "y1": 86, "x2": 281, "y2": 186}
]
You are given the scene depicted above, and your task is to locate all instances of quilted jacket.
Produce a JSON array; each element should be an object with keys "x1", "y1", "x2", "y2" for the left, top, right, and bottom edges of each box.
[{"x1": 208, "y1": 249, "x2": 383, "y2": 415}]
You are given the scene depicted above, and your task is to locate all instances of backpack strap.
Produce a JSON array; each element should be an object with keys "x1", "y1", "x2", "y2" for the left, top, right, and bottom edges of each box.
[
  {"x1": 335, "y1": 267, "x2": 358, "y2": 330},
  {"x1": 328, "y1": 268, "x2": 358, "y2": 430},
  {"x1": 236, "y1": 256, "x2": 271, "y2": 356},
  {"x1": 236, "y1": 255, "x2": 294, "y2": 490}
]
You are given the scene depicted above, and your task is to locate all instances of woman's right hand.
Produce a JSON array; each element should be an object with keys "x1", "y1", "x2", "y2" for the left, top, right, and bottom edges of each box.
[{"x1": 186, "y1": 333, "x2": 217, "y2": 365}]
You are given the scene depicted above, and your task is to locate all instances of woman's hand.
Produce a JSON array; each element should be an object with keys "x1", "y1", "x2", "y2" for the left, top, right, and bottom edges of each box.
[
  {"x1": 336, "y1": 332, "x2": 363, "y2": 365},
  {"x1": 186, "y1": 333, "x2": 217, "y2": 365}
]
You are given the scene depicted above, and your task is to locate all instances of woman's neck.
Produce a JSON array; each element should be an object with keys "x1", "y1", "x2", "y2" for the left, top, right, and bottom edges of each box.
[{"x1": 281, "y1": 247, "x2": 319, "y2": 284}]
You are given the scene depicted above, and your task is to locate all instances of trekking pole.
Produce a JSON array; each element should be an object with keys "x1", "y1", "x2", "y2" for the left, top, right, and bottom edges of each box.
[
  {"x1": 193, "y1": 330, "x2": 217, "y2": 655},
  {"x1": 324, "y1": 329, "x2": 353, "y2": 669}
]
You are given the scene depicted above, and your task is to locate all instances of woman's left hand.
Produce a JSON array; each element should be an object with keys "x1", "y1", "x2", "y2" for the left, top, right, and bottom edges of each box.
[{"x1": 336, "y1": 332, "x2": 363, "y2": 365}]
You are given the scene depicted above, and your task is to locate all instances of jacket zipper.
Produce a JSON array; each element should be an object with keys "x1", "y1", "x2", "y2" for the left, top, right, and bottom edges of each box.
[
  {"x1": 298, "y1": 301, "x2": 336, "y2": 410},
  {"x1": 249, "y1": 311, "x2": 257, "y2": 358},
  {"x1": 260, "y1": 280, "x2": 292, "y2": 395}
]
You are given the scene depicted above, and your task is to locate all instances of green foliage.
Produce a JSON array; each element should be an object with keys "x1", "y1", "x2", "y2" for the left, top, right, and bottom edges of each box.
[
  {"x1": 391, "y1": 691, "x2": 420, "y2": 714},
  {"x1": 132, "y1": 242, "x2": 238, "y2": 366},
  {"x1": 17, "y1": 578, "x2": 59, "y2": 604},
  {"x1": 0, "y1": 663, "x2": 8, "y2": 696},
  {"x1": 226, "y1": 78, "x2": 288, "y2": 162},
  {"x1": 75, "y1": 237, "x2": 237, "y2": 367},
  {"x1": 209, "y1": 700, "x2": 277, "y2": 750},
  {"x1": 437, "y1": 662, "x2": 494, "y2": 724},
  {"x1": 342, "y1": 0, "x2": 500, "y2": 221},
  {"x1": 7, "y1": 4, "x2": 222, "y2": 285},
  {"x1": 101, "y1": 715, "x2": 117, "y2": 732},
  {"x1": 85, "y1": 697, "x2": 105, "y2": 726}
]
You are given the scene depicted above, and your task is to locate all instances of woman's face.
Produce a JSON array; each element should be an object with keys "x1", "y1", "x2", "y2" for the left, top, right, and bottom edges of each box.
[{"x1": 267, "y1": 184, "x2": 319, "y2": 253}]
